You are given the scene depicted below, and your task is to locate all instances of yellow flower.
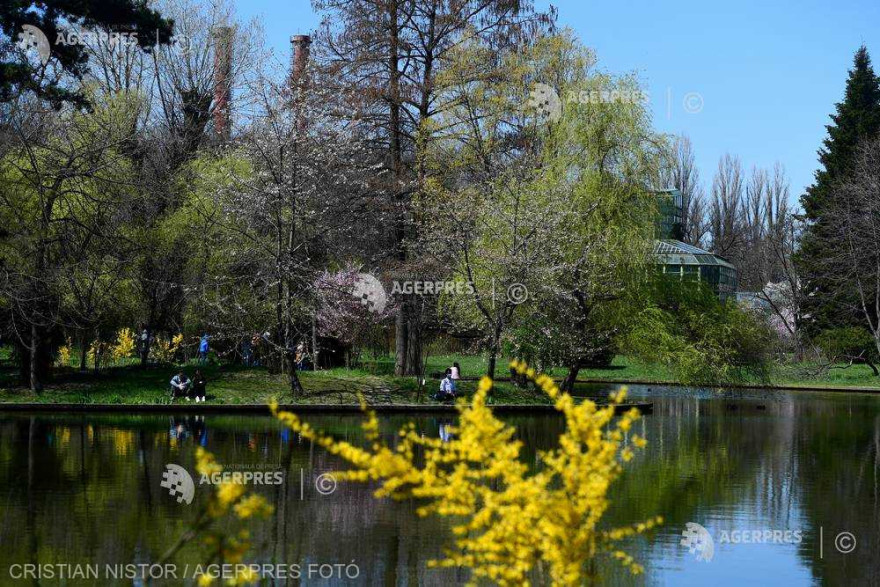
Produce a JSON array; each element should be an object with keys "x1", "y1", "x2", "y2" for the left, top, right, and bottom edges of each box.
[
  {"x1": 196, "y1": 446, "x2": 223, "y2": 477},
  {"x1": 111, "y1": 328, "x2": 136, "y2": 361},
  {"x1": 274, "y1": 361, "x2": 660, "y2": 585},
  {"x1": 217, "y1": 482, "x2": 246, "y2": 506},
  {"x1": 233, "y1": 495, "x2": 273, "y2": 519},
  {"x1": 183, "y1": 449, "x2": 274, "y2": 584},
  {"x1": 226, "y1": 566, "x2": 258, "y2": 586},
  {"x1": 57, "y1": 343, "x2": 71, "y2": 367}
]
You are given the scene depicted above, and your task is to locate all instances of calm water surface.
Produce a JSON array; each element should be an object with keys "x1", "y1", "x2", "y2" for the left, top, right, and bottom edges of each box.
[{"x1": 1, "y1": 385, "x2": 878, "y2": 585}]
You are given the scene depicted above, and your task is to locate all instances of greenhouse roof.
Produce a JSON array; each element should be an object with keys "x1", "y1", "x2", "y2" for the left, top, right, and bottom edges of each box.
[{"x1": 653, "y1": 239, "x2": 736, "y2": 269}]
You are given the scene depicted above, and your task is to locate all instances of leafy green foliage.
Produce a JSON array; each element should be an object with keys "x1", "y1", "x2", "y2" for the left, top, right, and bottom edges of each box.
[
  {"x1": 815, "y1": 327, "x2": 879, "y2": 368},
  {"x1": 624, "y1": 278, "x2": 772, "y2": 385}
]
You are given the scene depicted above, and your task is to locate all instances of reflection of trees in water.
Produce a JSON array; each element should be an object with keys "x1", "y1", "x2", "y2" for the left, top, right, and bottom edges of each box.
[
  {"x1": 791, "y1": 396, "x2": 880, "y2": 585},
  {"x1": 0, "y1": 414, "x2": 470, "y2": 584},
  {"x1": 1, "y1": 398, "x2": 879, "y2": 585},
  {"x1": 596, "y1": 395, "x2": 803, "y2": 585}
]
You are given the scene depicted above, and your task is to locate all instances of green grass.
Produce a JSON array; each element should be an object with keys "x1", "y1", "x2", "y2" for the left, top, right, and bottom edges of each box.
[
  {"x1": 2, "y1": 351, "x2": 879, "y2": 407},
  {"x1": 0, "y1": 361, "x2": 561, "y2": 406},
  {"x1": 563, "y1": 355, "x2": 880, "y2": 389},
  {"x1": 420, "y1": 354, "x2": 880, "y2": 389}
]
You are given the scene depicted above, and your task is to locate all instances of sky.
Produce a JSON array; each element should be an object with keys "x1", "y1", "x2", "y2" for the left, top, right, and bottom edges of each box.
[{"x1": 233, "y1": 0, "x2": 880, "y2": 208}]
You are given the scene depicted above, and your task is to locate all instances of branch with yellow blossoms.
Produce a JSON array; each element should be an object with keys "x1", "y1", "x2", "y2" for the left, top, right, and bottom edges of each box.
[
  {"x1": 271, "y1": 360, "x2": 662, "y2": 586},
  {"x1": 159, "y1": 447, "x2": 274, "y2": 587}
]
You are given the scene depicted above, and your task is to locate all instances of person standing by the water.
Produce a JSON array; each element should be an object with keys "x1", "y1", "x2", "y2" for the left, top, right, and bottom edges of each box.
[
  {"x1": 198, "y1": 334, "x2": 209, "y2": 364},
  {"x1": 139, "y1": 326, "x2": 150, "y2": 361},
  {"x1": 295, "y1": 342, "x2": 306, "y2": 371}
]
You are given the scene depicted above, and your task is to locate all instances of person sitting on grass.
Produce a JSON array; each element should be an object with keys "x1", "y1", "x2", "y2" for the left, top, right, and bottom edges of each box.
[
  {"x1": 170, "y1": 370, "x2": 191, "y2": 400},
  {"x1": 190, "y1": 369, "x2": 207, "y2": 403},
  {"x1": 450, "y1": 361, "x2": 461, "y2": 380},
  {"x1": 435, "y1": 368, "x2": 456, "y2": 402}
]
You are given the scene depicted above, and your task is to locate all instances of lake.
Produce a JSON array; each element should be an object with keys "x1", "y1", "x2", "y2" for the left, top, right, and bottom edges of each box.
[{"x1": 0, "y1": 384, "x2": 877, "y2": 585}]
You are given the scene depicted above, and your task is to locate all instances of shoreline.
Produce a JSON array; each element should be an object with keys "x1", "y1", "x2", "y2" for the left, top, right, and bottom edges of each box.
[
  {"x1": 570, "y1": 378, "x2": 880, "y2": 394},
  {"x1": 454, "y1": 376, "x2": 880, "y2": 394},
  {"x1": 0, "y1": 402, "x2": 653, "y2": 415}
]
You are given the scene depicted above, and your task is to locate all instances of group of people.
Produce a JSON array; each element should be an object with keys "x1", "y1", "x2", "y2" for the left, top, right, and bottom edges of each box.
[
  {"x1": 170, "y1": 369, "x2": 208, "y2": 402},
  {"x1": 138, "y1": 327, "x2": 211, "y2": 364},
  {"x1": 435, "y1": 362, "x2": 461, "y2": 402}
]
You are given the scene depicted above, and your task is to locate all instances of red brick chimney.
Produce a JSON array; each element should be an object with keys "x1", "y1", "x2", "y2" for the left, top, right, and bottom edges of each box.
[
  {"x1": 213, "y1": 26, "x2": 233, "y2": 140},
  {"x1": 290, "y1": 35, "x2": 311, "y2": 87}
]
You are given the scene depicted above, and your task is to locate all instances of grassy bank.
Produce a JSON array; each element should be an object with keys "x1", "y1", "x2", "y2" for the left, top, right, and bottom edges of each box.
[
  {"x1": 363, "y1": 354, "x2": 880, "y2": 390},
  {"x1": 0, "y1": 362, "x2": 567, "y2": 406},
  {"x1": 1, "y1": 350, "x2": 879, "y2": 407},
  {"x1": 573, "y1": 356, "x2": 880, "y2": 390}
]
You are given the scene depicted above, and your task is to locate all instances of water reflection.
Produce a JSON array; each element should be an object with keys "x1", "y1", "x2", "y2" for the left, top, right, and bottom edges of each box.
[
  {"x1": 438, "y1": 421, "x2": 454, "y2": 443},
  {"x1": 0, "y1": 387, "x2": 878, "y2": 585},
  {"x1": 169, "y1": 415, "x2": 208, "y2": 446}
]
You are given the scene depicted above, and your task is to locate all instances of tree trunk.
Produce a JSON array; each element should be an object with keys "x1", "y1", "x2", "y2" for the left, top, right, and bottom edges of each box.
[
  {"x1": 487, "y1": 352, "x2": 497, "y2": 381},
  {"x1": 873, "y1": 335, "x2": 880, "y2": 374},
  {"x1": 29, "y1": 323, "x2": 41, "y2": 392},
  {"x1": 486, "y1": 320, "x2": 506, "y2": 381},
  {"x1": 93, "y1": 327, "x2": 101, "y2": 375},
  {"x1": 561, "y1": 364, "x2": 580, "y2": 393},
  {"x1": 394, "y1": 307, "x2": 408, "y2": 375},
  {"x1": 388, "y1": 0, "x2": 412, "y2": 378},
  {"x1": 79, "y1": 330, "x2": 87, "y2": 372},
  {"x1": 311, "y1": 314, "x2": 319, "y2": 370},
  {"x1": 405, "y1": 318, "x2": 422, "y2": 376}
]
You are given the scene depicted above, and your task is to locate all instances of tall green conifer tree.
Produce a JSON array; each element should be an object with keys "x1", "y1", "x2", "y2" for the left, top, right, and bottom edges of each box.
[{"x1": 798, "y1": 46, "x2": 880, "y2": 335}]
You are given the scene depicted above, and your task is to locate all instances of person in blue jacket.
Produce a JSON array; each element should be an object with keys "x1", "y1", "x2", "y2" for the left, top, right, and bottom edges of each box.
[
  {"x1": 435, "y1": 368, "x2": 456, "y2": 402},
  {"x1": 198, "y1": 334, "x2": 209, "y2": 364}
]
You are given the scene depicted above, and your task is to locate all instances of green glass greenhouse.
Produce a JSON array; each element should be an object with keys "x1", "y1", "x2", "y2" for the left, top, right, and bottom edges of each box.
[{"x1": 653, "y1": 189, "x2": 738, "y2": 301}]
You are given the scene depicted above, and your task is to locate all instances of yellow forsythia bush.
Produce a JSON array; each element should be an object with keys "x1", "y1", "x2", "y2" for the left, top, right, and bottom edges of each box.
[
  {"x1": 153, "y1": 333, "x2": 184, "y2": 364},
  {"x1": 56, "y1": 340, "x2": 71, "y2": 367},
  {"x1": 166, "y1": 448, "x2": 274, "y2": 587},
  {"x1": 111, "y1": 328, "x2": 136, "y2": 361},
  {"x1": 272, "y1": 360, "x2": 661, "y2": 586}
]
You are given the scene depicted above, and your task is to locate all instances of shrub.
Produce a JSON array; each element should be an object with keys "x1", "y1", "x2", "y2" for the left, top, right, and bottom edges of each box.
[
  {"x1": 153, "y1": 333, "x2": 184, "y2": 364},
  {"x1": 624, "y1": 279, "x2": 772, "y2": 385},
  {"x1": 815, "y1": 327, "x2": 880, "y2": 375},
  {"x1": 272, "y1": 362, "x2": 661, "y2": 585},
  {"x1": 111, "y1": 328, "x2": 136, "y2": 362}
]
